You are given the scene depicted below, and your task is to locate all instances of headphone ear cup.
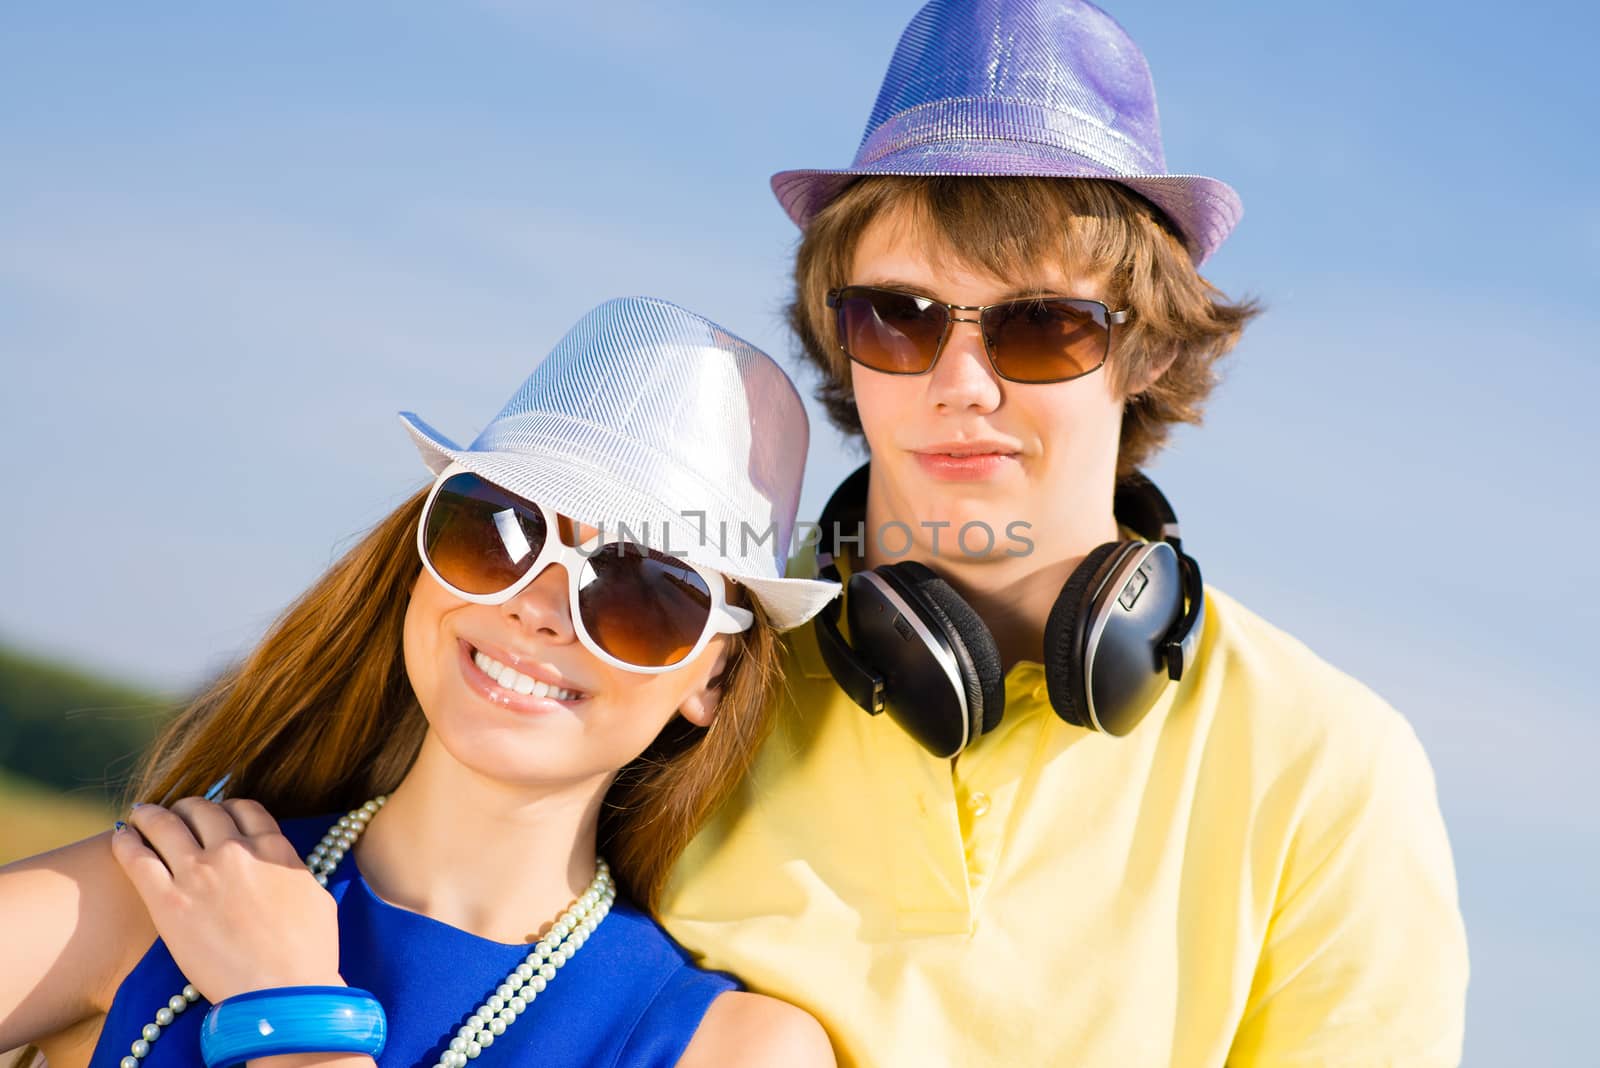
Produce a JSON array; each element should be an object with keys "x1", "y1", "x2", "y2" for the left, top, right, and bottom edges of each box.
[
  {"x1": 1043, "y1": 542, "x2": 1126, "y2": 729},
  {"x1": 882, "y1": 560, "x2": 1007, "y2": 740}
]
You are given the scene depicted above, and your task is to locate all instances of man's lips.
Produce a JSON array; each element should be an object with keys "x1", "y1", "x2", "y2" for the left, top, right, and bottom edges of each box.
[
  {"x1": 912, "y1": 440, "x2": 1021, "y2": 458},
  {"x1": 910, "y1": 443, "x2": 1021, "y2": 480}
]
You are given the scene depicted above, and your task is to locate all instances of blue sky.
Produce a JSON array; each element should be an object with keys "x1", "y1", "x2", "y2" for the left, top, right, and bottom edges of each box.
[{"x1": 1, "y1": 2, "x2": 1595, "y2": 1061}]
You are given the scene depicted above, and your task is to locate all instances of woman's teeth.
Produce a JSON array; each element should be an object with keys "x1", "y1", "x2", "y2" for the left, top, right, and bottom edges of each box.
[{"x1": 472, "y1": 650, "x2": 583, "y2": 700}]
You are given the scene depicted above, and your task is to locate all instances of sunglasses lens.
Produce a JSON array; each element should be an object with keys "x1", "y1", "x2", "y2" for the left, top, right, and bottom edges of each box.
[
  {"x1": 836, "y1": 289, "x2": 947, "y2": 374},
  {"x1": 422, "y1": 473, "x2": 548, "y2": 596},
  {"x1": 985, "y1": 299, "x2": 1111, "y2": 382},
  {"x1": 578, "y1": 545, "x2": 714, "y2": 668}
]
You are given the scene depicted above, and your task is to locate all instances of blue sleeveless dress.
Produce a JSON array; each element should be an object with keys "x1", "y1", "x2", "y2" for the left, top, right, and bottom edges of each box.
[{"x1": 90, "y1": 815, "x2": 740, "y2": 1067}]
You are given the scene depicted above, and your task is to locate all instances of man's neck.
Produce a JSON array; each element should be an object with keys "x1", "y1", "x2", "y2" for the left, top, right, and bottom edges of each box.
[
  {"x1": 860, "y1": 478, "x2": 1120, "y2": 670},
  {"x1": 908, "y1": 540, "x2": 1114, "y2": 670}
]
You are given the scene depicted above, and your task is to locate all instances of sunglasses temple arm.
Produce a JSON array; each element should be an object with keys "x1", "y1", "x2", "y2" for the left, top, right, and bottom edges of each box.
[{"x1": 714, "y1": 603, "x2": 756, "y2": 634}]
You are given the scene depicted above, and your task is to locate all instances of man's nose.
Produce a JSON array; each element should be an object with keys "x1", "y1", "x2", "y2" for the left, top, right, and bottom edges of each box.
[{"x1": 925, "y1": 317, "x2": 1003, "y2": 413}]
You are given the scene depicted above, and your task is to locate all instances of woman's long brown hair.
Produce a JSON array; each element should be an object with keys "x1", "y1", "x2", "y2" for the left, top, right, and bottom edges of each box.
[{"x1": 129, "y1": 489, "x2": 782, "y2": 912}]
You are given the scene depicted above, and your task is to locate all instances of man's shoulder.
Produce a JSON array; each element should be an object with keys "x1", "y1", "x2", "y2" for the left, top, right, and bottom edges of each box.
[
  {"x1": 1194, "y1": 585, "x2": 1427, "y2": 789},
  {"x1": 1201, "y1": 585, "x2": 1390, "y2": 707}
]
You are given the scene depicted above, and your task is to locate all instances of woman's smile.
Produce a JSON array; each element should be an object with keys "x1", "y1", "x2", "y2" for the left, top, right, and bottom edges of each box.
[{"x1": 457, "y1": 638, "x2": 589, "y2": 715}]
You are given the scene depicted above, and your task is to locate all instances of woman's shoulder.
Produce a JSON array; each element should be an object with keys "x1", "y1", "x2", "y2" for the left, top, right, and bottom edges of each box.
[
  {"x1": 5, "y1": 829, "x2": 156, "y2": 983},
  {"x1": 598, "y1": 904, "x2": 832, "y2": 1066},
  {"x1": 677, "y1": 991, "x2": 835, "y2": 1068},
  {"x1": 596, "y1": 898, "x2": 741, "y2": 994},
  {"x1": 0, "y1": 831, "x2": 156, "y2": 1044}
]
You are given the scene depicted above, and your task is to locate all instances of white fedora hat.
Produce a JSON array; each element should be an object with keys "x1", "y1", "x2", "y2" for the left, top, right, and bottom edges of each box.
[{"x1": 399, "y1": 296, "x2": 839, "y2": 631}]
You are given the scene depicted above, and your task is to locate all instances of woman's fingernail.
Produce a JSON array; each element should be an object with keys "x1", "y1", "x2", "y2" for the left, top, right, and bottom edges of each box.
[{"x1": 113, "y1": 820, "x2": 127, "y2": 832}]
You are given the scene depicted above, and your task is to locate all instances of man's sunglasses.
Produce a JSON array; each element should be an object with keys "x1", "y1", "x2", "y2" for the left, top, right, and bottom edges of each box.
[
  {"x1": 826, "y1": 285, "x2": 1130, "y2": 384},
  {"x1": 417, "y1": 464, "x2": 753, "y2": 674}
]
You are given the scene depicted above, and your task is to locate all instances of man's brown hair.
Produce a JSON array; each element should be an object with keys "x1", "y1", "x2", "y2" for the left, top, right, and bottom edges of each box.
[{"x1": 788, "y1": 175, "x2": 1260, "y2": 477}]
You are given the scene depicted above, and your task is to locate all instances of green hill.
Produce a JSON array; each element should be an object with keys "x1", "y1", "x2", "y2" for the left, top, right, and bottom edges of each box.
[
  {"x1": 0, "y1": 643, "x2": 174, "y2": 800},
  {"x1": 0, "y1": 642, "x2": 176, "y2": 863}
]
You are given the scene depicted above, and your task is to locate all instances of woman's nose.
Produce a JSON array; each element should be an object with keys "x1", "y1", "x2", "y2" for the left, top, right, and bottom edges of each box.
[{"x1": 501, "y1": 563, "x2": 577, "y2": 644}]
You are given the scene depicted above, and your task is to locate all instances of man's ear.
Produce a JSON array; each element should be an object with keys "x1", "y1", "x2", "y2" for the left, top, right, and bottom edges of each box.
[{"x1": 1125, "y1": 349, "x2": 1177, "y2": 398}]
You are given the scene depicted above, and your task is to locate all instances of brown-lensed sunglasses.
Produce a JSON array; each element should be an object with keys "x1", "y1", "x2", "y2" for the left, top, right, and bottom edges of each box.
[{"x1": 826, "y1": 285, "x2": 1130, "y2": 384}]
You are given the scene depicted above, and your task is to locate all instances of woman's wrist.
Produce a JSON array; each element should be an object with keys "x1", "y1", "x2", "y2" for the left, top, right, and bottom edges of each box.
[
  {"x1": 246, "y1": 1057, "x2": 377, "y2": 1068},
  {"x1": 201, "y1": 986, "x2": 385, "y2": 1068},
  {"x1": 214, "y1": 975, "x2": 347, "y2": 1003}
]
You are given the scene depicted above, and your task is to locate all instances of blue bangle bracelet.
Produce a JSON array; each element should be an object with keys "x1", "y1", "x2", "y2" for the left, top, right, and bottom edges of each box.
[{"x1": 199, "y1": 985, "x2": 387, "y2": 1068}]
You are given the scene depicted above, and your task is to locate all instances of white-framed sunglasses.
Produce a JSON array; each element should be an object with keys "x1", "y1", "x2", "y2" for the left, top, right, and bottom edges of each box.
[{"x1": 417, "y1": 462, "x2": 754, "y2": 674}]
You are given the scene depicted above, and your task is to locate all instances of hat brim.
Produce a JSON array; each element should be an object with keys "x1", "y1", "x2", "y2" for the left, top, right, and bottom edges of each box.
[
  {"x1": 400, "y1": 412, "x2": 839, "y2": 632},
  {"x1": 772, "y1": 140, "x2": 1241, "y2": 267}
]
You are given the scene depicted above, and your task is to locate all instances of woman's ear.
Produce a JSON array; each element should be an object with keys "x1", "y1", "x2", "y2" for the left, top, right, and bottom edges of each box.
[
  {"x1": 679, "y1": 638, "x2": 733, "y2": 728},
  {"x1": 679, "y1": 685, "x2": 723, "y2": 728}
]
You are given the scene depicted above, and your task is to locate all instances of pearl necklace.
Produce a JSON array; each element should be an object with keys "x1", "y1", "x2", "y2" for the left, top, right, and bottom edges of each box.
[{"x1": 117, "y1": 796, "x2": 616, "y2": 1068}]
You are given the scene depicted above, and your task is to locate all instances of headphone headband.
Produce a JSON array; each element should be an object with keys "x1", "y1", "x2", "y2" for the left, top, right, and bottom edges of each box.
[
  {"x1": 815, "y1": 463, "x2": 872, "y2": 572},
  {"x1": 812, "y1": 463, "x2": 884, "y2": 714}
]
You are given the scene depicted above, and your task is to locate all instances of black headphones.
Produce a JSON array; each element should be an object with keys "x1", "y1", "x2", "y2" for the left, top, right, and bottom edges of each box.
[{"x1": 811, "y1": 464, "x2": 1206, "y2": 758}]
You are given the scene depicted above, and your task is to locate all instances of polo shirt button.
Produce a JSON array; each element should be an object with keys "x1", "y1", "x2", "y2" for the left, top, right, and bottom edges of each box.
[{"x1": 967, "y1": 792, "x2": 991, "y2": 818}]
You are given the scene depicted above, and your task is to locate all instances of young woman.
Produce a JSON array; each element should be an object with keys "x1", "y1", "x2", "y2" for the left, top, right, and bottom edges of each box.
[{"x1": 0, "y1": 297, "x2": 839, "y2": 1068}]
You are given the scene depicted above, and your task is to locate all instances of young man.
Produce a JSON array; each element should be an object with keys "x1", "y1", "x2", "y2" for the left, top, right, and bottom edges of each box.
[{"x1": 660, "y1": 2, "x2": 1468, "y2": 1065}]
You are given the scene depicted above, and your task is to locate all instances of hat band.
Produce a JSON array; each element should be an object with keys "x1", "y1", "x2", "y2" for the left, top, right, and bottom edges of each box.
[{"x1": 854, "y1": 96, "x2": 1164, "y2": 176}]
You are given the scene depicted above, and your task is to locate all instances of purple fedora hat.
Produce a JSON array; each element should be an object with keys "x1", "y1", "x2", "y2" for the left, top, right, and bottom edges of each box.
[{"x1": 771, "y1": 0, "x2": 1242, "y2": 265}]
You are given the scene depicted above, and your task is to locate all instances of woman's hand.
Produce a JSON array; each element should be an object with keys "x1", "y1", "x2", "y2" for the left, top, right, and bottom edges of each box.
[{"x1": 111, "y1": 798, "x2": 343, "y2": 1003}]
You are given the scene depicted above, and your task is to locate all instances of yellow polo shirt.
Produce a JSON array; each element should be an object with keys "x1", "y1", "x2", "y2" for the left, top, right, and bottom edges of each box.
[{"x1": 660, "y1": 548, "x2": 1468, "y2": 1066}]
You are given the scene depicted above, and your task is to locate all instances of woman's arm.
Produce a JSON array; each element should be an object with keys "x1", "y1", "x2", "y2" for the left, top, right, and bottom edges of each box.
[
  {"x1": 0, "y1": 831, "x2": 156, "y2": 1052},
  {"x1": 113, "y1": 799, "x2": 345, "y2": 1000},
  {"x1": 678, "y1": 991, "x2": 836, "y2": 1068},
  {"x1": 112, "y1": 798, "x2": 377, "y2": 1068}
]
